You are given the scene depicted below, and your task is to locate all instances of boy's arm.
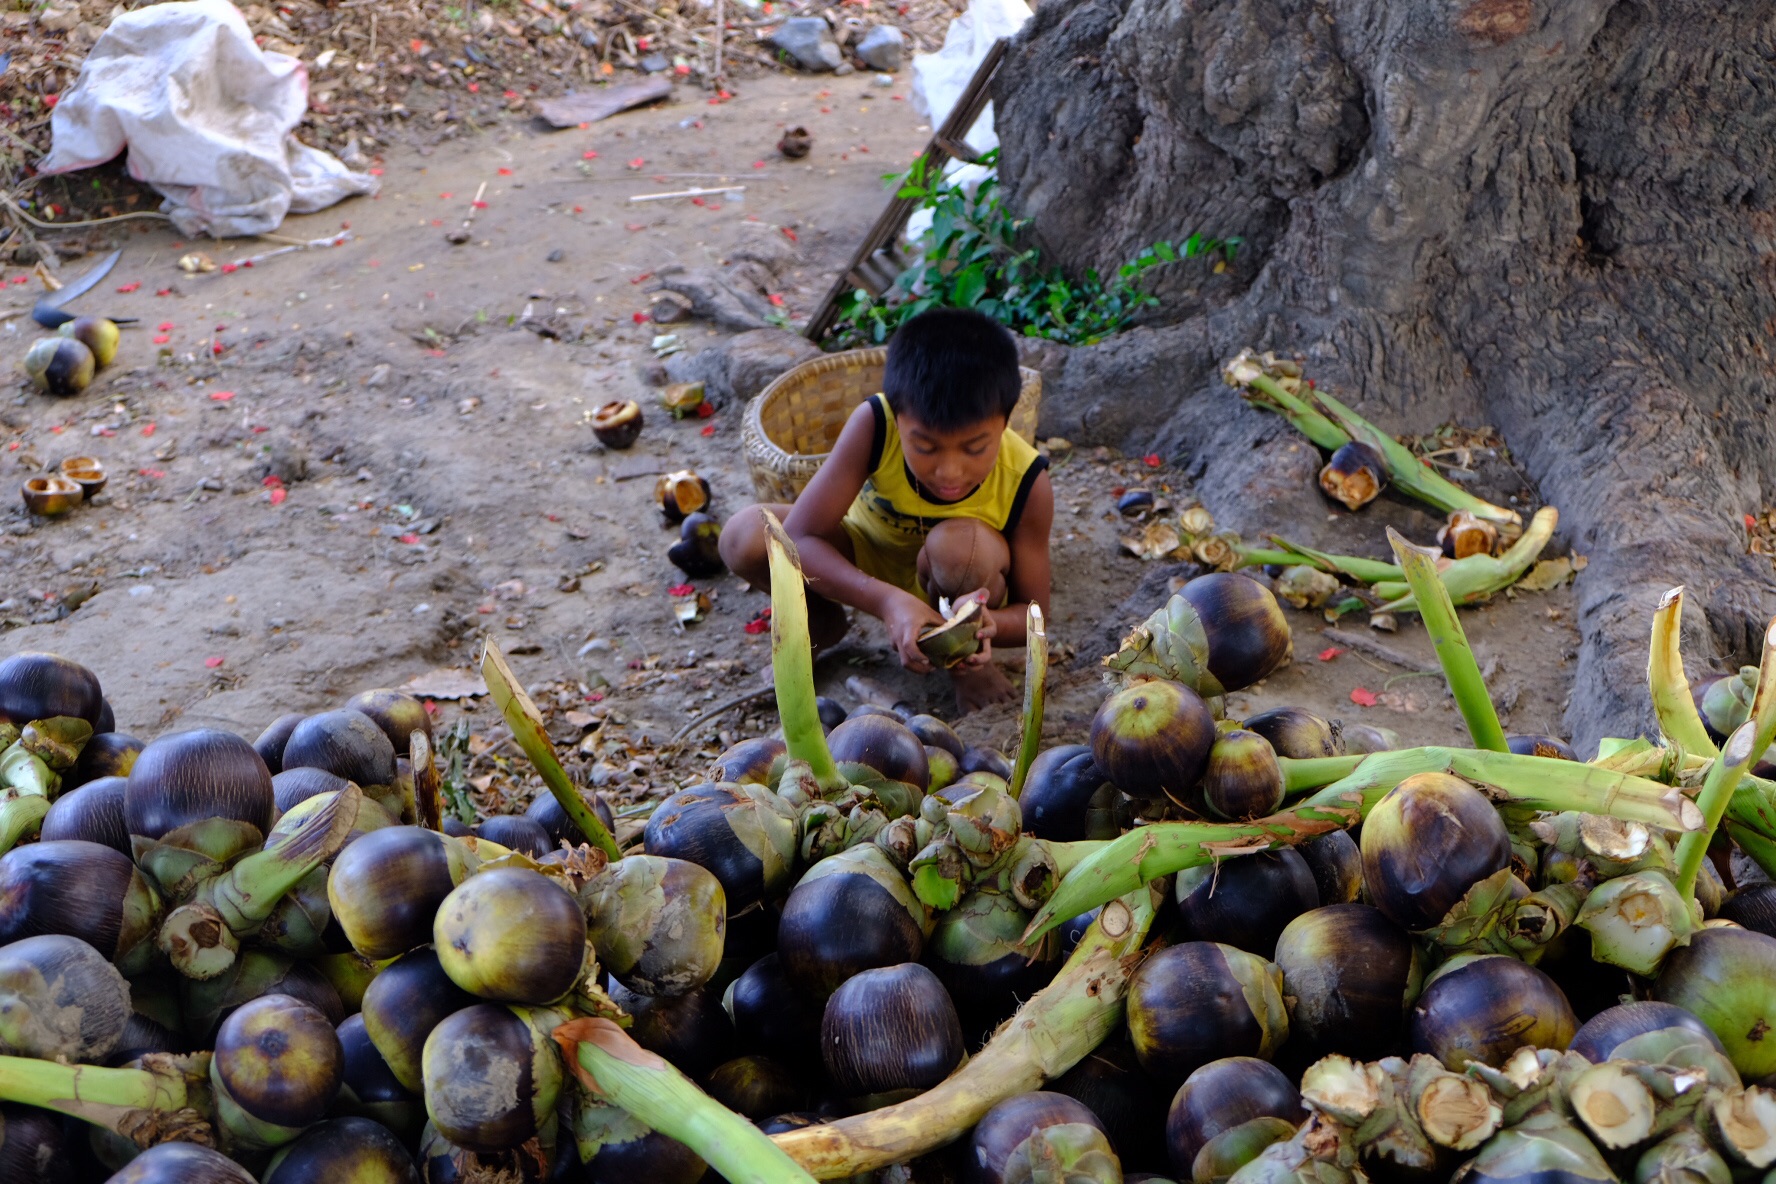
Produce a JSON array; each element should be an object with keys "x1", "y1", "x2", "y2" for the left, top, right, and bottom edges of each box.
[
  {"x1": 980, "y1": 468, "x2": 1054, "y2": 650},
  {"x1": 784, "y1": 403, "x2": 944, "y2": 671}
]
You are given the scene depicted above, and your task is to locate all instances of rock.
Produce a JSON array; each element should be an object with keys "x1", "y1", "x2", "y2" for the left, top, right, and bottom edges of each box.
[
  {"x1": 652, "y1": 265, "x2": 776, "y2": 331},
  {"x1": 664, "y1": 329, "x2": 822, "y2": 405},
  {"x1": 650, "y1": 298, "x2": 688, "y2": 324},
  {"x1": 769, "y1": 17, "x2": 842, "y2": 72},
  {"x1": 547, "y1": 248, "x2": 566, "y2": 263},
  {"x1": 641, "y1": 53, "x2": 670, "y2": 73},
  {"x1": 834, "y1": 62, "x2": 855, "y2": 76},
  {"x1": 262, "y1": 439, "x2": 311, "y2": 485},
  {"x1": 725, "y1": 330, "x2": 822, "y2": 401},
  {"x1": 855, "y1": 26, "x2": 904, "y2": 72},
  {"x1": 36, "y1": 4, "x2": 79, "y2": 31}
]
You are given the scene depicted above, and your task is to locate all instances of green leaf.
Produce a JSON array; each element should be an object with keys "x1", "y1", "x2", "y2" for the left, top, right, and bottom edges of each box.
[{"x1": 951, "y1": 263, "x2": 989, "y2": 308}]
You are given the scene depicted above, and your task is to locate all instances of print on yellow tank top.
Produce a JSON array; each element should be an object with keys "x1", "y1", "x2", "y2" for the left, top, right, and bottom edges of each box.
[{"x1": 839, "y1": 393, "x2": 1048, "y2": 597}]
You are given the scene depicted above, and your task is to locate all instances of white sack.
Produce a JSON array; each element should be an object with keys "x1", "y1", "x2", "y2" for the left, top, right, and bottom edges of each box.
[{"x1": 41, "y1": 0, "x2": 377, "y2": 237}]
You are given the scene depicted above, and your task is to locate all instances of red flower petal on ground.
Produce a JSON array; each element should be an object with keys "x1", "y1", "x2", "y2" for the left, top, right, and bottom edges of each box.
[
  {"x1": 1349, "y1": 687, "x2": 1379, "y2": 707},
  {"x1": 1318, "y1": 646, "x2": 1344, "y2": 662},
  {"x1": 142, "y1": 423, "x2": 157, "y2": 437},
  {"x1": 695, "y1": 402, "x2": 715, "y2": 418},
  {"x1": 744, "y1": 619, "x2": 769, "y2": 634},
  {"x1": 498, "y1": 167, "x2": 512, "y2": 176},
  {"x1": 116, "y1": 282, "x2": 141, "y2": 293},
  {"x1": 781, "y1": 227, "x2": 798, "y2": 242},
  {"x1": 205, "y1": 656, "x2": 225, "y2": 668},
  {"x1": 269, "y1": 488, "x2": 287, "y2": 505},
  {"x1": 139, "y1": 468, "x2": 165, "y2": 479},
  {"x1": 153, "y1": 335, "x2": 170, "y2": 345},
  {"x1": 1143, "y1": 453, "x2": 1161, "y2": 467},
  {"x1": 700, "y1": 425, "x2": 716, "y2": 437},
  {"x1": 158, "y1": 322, "x2": 174, "y2": 331},
  {"x1": 398, "y1": 533, "x2": 420, "y2": 544},
  {"x1": 210, "y1": 391, "x2": 234, "y2": 401},
  {"x1": 668, "y1": 584, "x2": 696, "y2": 596}
]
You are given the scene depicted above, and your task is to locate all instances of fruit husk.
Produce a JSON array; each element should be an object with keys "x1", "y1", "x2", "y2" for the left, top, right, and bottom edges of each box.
[
  {"x1": 583, "y1": 854, "x2": 726, "y2": 998},
  {"x1": 1449, "y1": 1108, "x2": 1615, "y2": 1184},
  {"x1": 21, "y1": 475, "x2": 82, "y2": 516},
  {"x1": 423, "y1": 1003, "x2": 566, "y2": 1155},
  {"x1": 0, "y1": 934, "x2": 131, "y2": 1062},
  {"x1": 592, "y1": 399, "x2": 644, "y2": 448},
  {"x1": 24, "y1": 336, "x2": 95, "y2": 397},
  {"x1": 209, "y1": 993, "x2": 343, "y2": 1150},
  {"x1": 1318, "y1": 441, "x2": 1387, "y2": 511},
  {"x1": 59, "y1": 317, "x2": 120, "y2": 367},
  {"x1": 656, "y1": 469, "x2": 711, "y2": 521},
  {"x1": 917, "y1": 598, "x2": 984, "y2": 669}
]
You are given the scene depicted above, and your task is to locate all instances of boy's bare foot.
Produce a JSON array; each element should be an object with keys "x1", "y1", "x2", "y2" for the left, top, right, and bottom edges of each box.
[{"x1": 951, "y1": 660, "x2": 1016, "y2": 714}]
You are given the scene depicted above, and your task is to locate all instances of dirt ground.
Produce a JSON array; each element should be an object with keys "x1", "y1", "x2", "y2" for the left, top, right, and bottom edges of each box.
[{"x1": 0, "y1": 72, "x2": 1586, "y2": 814}]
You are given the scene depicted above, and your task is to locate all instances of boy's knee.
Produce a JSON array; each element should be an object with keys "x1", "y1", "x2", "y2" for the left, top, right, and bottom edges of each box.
[
  {"x1": 921, "y1": 518, "x2": 1009, "y2": 599},
  {"x1": 718, "y1": 504, "x2": 780, "y2": 582}
]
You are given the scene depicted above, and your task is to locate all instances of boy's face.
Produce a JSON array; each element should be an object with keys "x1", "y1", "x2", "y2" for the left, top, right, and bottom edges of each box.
[{"x1": 896, "y1": 411, "x2": 1006, "y2": 502}]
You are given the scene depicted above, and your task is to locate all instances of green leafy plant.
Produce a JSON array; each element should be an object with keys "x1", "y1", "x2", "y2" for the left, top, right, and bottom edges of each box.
[{"x1": 826, "y1": 152, "x2": 1240, "y2": 349}]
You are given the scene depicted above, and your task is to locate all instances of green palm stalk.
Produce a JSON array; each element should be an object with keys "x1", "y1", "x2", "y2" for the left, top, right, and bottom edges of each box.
[
  {"x1": 1648, "y1": 587, "x2": 1719, "y2": 758},
  {"x1": 1676, "y1": 719, "x2": 1767, "y2": 905},
  {"x1": 554, "y1": 1017, "x2": 818, "y2": 1184},
  {"x1": 1387, "y1": 527, "x2": 1507, "y2": 752},
  {"x1": 762, "y1": 512, "x2": 845, "y2": 793},
  {"x1": 1238, "y1": 537, "x2": 1405, "y2": 586},
  {"x1": 0, "y1": 1051, "x2": 215, "y2": 1148},
  {"x1": 1008, "y1": 602, "x2": 1047, "y2": 801},
  {"x1": 158, "y1": 785, "x2": 365, "y2": 980},
  {"x1": 1283, "y1": 754, "x2": 1368, "y2": 793},
  {"x1": 771, "y1": 887, "x2": 1156, "y2": 1179},
  {"x1": 482, "y1": 638, "x2": 622, "y2": 860},
  {"x1": 1223, "y1": 351, "x2": 1348, "y2": 450},
  {"x1": 1223, "y1": 350, "x2": 1520, "y2": 531},
  {"x1": 1726, "y1": 819, "x2": 1776, "y2": 880},
  {"x1": 1025, "y1": 745, "x2": 1700, "y2": 941},
  {"x1": 1371, "y1": 507, "x2": 1557, "y2": 613}
]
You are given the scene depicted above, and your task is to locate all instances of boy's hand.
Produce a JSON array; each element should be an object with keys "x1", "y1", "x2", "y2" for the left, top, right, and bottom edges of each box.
[
  {"x1": 958, "y1": 589, "x2": 996, "y2": 667},
  {"x1": 884, "y1": 593, "x2": 944, "y2": 674}
]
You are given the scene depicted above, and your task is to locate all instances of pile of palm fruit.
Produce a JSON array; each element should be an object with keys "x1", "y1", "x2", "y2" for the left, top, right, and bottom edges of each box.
[{"x1": 10, "y1": 506, "x2": 1776, "y2": 1183}]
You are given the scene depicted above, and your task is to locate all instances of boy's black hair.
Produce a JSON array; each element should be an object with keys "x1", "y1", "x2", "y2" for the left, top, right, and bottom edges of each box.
[{"x1": 881, "y1": 308, "x2": 1020, "y2": 433}]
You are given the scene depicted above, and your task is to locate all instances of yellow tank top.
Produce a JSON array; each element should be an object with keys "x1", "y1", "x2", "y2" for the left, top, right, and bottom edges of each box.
[{"x1": 839, "y1": 394, "x2": 1047, "y2": 595}]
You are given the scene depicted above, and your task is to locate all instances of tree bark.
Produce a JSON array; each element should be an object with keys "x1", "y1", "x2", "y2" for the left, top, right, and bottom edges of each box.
[{"x1": 994, "y1": 0, "x2": 1776, "y2": 750}]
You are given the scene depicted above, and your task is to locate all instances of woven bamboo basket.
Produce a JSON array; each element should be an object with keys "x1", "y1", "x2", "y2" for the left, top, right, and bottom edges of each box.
[{"x1": 743, "y1": 348, "x2": 1042, "y2": 504}]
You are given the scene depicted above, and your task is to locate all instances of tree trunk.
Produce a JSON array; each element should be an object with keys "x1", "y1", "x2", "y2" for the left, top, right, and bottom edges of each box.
[{"x1": 994, "y1": 0, "x2": 1776, "y2": 750}]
